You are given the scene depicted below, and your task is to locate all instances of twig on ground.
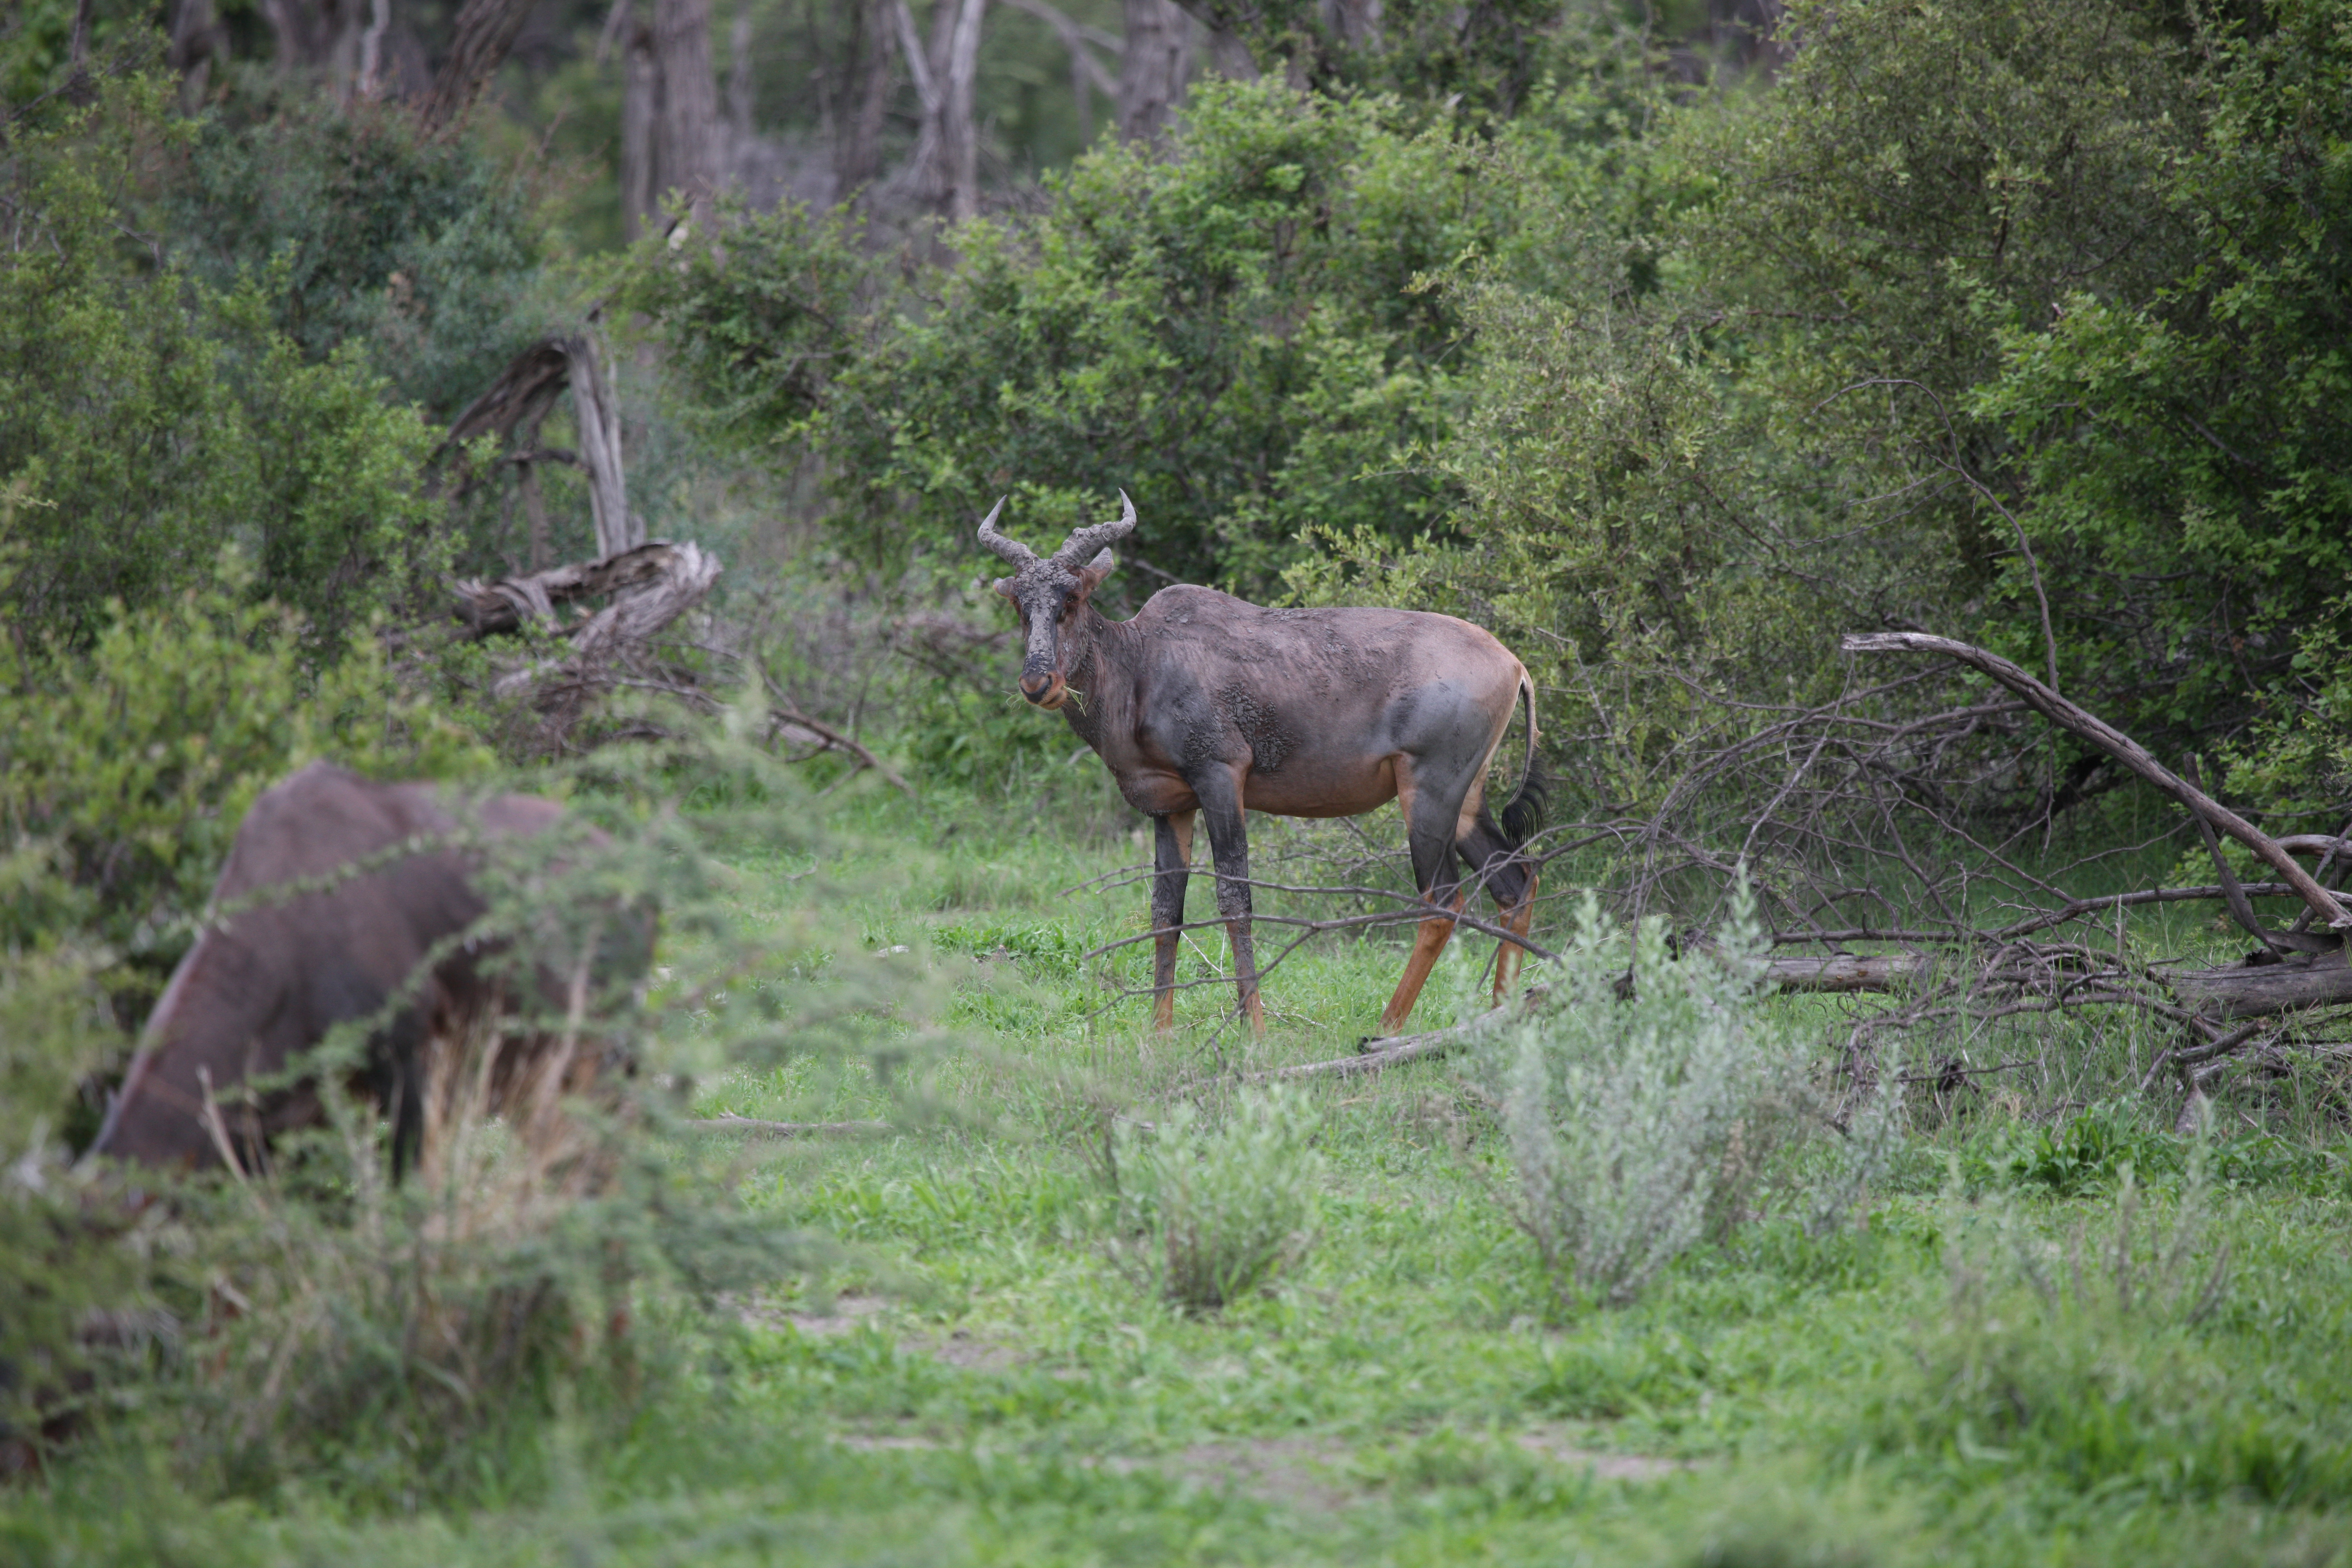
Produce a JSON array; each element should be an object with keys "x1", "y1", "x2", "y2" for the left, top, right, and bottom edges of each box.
[{"x1": 686, "y1": 1114, "x2": 894, "y2": 1137}]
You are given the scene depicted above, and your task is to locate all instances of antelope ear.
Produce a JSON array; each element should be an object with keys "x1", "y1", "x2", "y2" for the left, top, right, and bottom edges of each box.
[
  {"x1": 1075, "y1": 549, "x2": 1117, "y2": 595},
  {"x1": 993, "y1": 577, "x2": 1019, "y2": 603}
]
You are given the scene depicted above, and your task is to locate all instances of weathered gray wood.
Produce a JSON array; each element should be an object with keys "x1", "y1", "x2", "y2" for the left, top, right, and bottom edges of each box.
[
  {"x1": 2163, "y1": 952, "x2": 2352, "y2": 1021},
  {"x1": 1762, "y1": 953, "x2": 1928, "y2": 993},
  {"x1": 561, "y1": 332, "x2": 637, "y2": 559},
  {"x1": 454, "y1": 539, "x2": 709, "y2": 639}
]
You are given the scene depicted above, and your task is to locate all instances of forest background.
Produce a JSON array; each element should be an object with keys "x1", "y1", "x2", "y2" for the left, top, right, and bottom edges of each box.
[{"x1": 3, "y1": 0, "x2": 2351, "y2": 1558}]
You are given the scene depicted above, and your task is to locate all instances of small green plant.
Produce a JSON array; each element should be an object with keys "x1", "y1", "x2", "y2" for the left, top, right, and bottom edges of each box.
[
  {"x1": 1479, "y1": 879, "x2": 1901, "y2": 1309},
  {"x1": 1846, "y1": 1158, "x2": 2317, "y2": 1505},
  {"x1": 1111, "y1": 1088, "x2": 1324, "y2": 1314}
]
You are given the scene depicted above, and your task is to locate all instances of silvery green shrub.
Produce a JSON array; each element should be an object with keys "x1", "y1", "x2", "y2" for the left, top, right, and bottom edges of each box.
[
  {"x1": 1477, "y1": 878, "x2": 1901, "y2": 1308},
  {"x1": 1113, "y1": 1088, "x2": 1323, "y2": 1313}
]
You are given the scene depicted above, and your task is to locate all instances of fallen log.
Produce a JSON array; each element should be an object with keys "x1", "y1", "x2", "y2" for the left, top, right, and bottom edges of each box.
[
  {"x1": 2161, "y1": 950, "x2": 2352, "y2": 1021},
  {"x1": 452, "y1": 539, "x2": 709, "y2": 640},
  {"x1": 1764, "y1": 944, "x2": 2352, "y2": 1019},
  {"x1": 1762, "y1": 953, "x2": 1928, "y2": 993}
]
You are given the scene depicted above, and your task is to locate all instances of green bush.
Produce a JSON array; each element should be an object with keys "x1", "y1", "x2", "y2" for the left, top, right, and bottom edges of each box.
[
  {"x1": 1845, "y1": 1173, "x2": 2352, "y2": 1504},
  {"x1": 1478, "y1": 882, "x2": 1901, "y2": 1309},
  {"x1": 1972, "y1": 0, "x2": 2352, "y2": 812},
  {"x1": 1112, "y1": 1088, "x2": 1324, "y2": 1313},
  {"x1": 0, "y1": 78, "x2": 448, "y2": 650},
  {"x1": 642, "y1": 80, "x2": 1519, "y2": 595},
  {"x1": 160, "y1": 89, "x2": 550, "y2": 423}
]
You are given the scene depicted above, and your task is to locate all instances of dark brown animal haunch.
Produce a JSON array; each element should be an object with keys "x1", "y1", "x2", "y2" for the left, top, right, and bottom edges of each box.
[
  {"x1": 88, "y1": 763, "x2": 648, "y2": 1174},
  {"x1": 980, "y1": 493, "x2": 1544, "y2": 1035}
]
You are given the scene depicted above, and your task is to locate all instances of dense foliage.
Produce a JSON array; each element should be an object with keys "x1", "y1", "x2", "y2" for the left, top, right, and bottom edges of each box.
[
  {"x1": 638, "y1": 83, "x2": 1517, "y2": 595},
  {"x1": 0, "y1": 81, "x2": 449, "y2": 648},
  {"x1": 160, "y1": 88, "x2": 550, "y2": 420},
  {"x1": 641, "y1": 0, "x2": 2348, "y2": 832}
]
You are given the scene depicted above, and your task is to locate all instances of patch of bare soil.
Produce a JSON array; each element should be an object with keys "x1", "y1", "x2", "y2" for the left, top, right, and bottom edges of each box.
[
  {"x1": 901, "y1": 1325, "x2": 1024, "y2": 1372},
  {"x1": 833, "y1": 1429, "x2": 945, "y2": 1452},
  {"x1": 1513, "y1": 1426, "x2": 1692, "y2": 1481},
  {"x1": 1088, "y1": 1439, "x2": 1359, "y2": 1511},
  {"x1": 738, "y1": 1293, "x2": 892, "y2": 1337},
  {"x1": 1153, "y1": 1437, "x2": 1360, "y2": 1511}
]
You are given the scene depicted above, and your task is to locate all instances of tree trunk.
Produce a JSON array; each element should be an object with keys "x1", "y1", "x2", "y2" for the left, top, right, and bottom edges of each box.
[
  {"x1": 518, "y1": 460, "x2": 551, "y2": 572},
  {"x1": 727, "y1": 0, "x2": 754, "y2": 153},
  {"x1": 1117, "y1": 0, "x2": 1187, "y2": 143},
  {"x1": 621, "y1": 18, "x2": 659, "y2": 240},
  {"x1": 354, "y1": 0, "x2": 389, "y2": 99},
  {"x1": 654, "y1": 0, "x2": 722, "y2": 225},
  {"x1": 833, "y1": 0, "x2": 895, "y2": 201},
  {"x1": 416, "y1": 0, "x2": 540, "y2": 132},
  {"x1": 169, "y1": 0, "x2": 224, "y2": 107},
  {"x1": 1322, "y1": 0, "x2": 1377, "y2": 49},
  {"x1": 906, "y1": 0, "x2": 987, "y2": 221},
  {"x1": 940, "y1": 0, "x2": 988, "y2": 222},
  {"x1": 997, "y1": 0, "x2": 1116, "y2": 147},
  {"x1": 561, "y1": 333, "x2": 637, "y2": 559},
  {"x1": 1166, "y1": 0, "x2": 1256, "y2": 78},
  {"x1": 259, "y1": 0, "x2": 352, "y2": 77}
]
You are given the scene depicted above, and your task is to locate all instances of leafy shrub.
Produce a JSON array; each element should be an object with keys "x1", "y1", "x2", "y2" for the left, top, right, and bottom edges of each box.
[
  {"x1": 1845, "y1": 1170, "x2": 2351, "y2": 1505},
  {"x1": 161, "y1": 89, "x2": 548, "y2": 423},
  {"x1": 1972, "y1": 0, "x2": 2352, "y2": 804},
  {"x1": 643, "y1": 80, "x2": 1513, "y2": 594},
  {"x1": 0, "y1": 78, "x2": 447, "y2": 649},
  {"x1": 1112, "y1": 1089, "x2": 1323, "y2": 1313},
  {"x1": 1478, "y1": 882, "x2": 1901, "y2": 1309},
  {"x1": 1983, "y1": 1102, "x2": 2182, "y2": 1197},
  {"x1": 1971, "y1": 1103, "x2": 2344, "y2": 1198}
]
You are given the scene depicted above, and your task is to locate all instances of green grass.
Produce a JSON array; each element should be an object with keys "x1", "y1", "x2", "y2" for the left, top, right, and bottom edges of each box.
[{"x1": 12, "y1": 781, "x2": 2352, "y2": 1566}]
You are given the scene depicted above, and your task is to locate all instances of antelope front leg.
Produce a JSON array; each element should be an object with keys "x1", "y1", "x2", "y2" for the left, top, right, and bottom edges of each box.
[
  {"x1": 1194, "y1": 772, "x2": 1266, "y2": 1036},
  {"x1": 1379, "y1": 890, "x2": 1466, "y2": 1036},
  {"x1": 1150, "y1": 810, "x2": 1195, "y2": 1032}
]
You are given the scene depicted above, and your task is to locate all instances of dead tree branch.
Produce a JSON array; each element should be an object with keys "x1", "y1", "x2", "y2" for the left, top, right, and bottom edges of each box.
[
  {"x1": 686, "y1": 1114, "x2": 894, "y2": 1137},
  {"x1": 1842, "y1": 632, "x2": 2352, "y2": 935},
  {"x1": 766, "y1": 700, "x2": 914, "y2": 795},
  {"x1": 452, "y1": 540, "x2": 708, "y2": 639},
  {"x1": 442, "y1": 331, "x2": 637, "y2": 557}
]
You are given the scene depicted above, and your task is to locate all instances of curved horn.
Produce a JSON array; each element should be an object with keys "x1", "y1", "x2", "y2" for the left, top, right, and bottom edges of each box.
[
  {"x1": 1051, "y1": 488, "x2": 1138, "y2": 567},
  {"x1": 975, "y1": 496, "x2": 1036, "y2": 567}
]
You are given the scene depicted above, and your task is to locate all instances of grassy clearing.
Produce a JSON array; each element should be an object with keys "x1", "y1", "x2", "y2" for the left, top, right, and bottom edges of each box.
[{"x1": 12, "y1": 781, "x2": 2352, "y2": 1566}]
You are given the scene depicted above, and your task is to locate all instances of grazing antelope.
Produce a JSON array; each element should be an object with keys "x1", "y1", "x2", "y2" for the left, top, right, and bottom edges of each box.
[
  {"x1": 88, "y1": 763, "x2": 650, "y2": 1176},
  {"x1": 980, "y1": 493, "x2": 1544, "y2": 1036}
]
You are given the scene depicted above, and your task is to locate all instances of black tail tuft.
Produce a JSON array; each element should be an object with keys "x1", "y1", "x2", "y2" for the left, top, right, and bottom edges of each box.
[{"x1": 1498, "y1": 758, "x2": 1548, "y2": 849}]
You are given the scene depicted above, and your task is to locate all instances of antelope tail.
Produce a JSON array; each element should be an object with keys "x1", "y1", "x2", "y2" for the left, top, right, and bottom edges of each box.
[{"x1": 1498, "y1": 673, "x2": 1547, "y2": 848}]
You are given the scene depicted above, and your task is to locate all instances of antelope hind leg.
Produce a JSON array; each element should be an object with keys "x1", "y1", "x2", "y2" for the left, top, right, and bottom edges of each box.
[{"x1": 1492, "y1": 871, "x2": 1540, "y2": 1004}]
